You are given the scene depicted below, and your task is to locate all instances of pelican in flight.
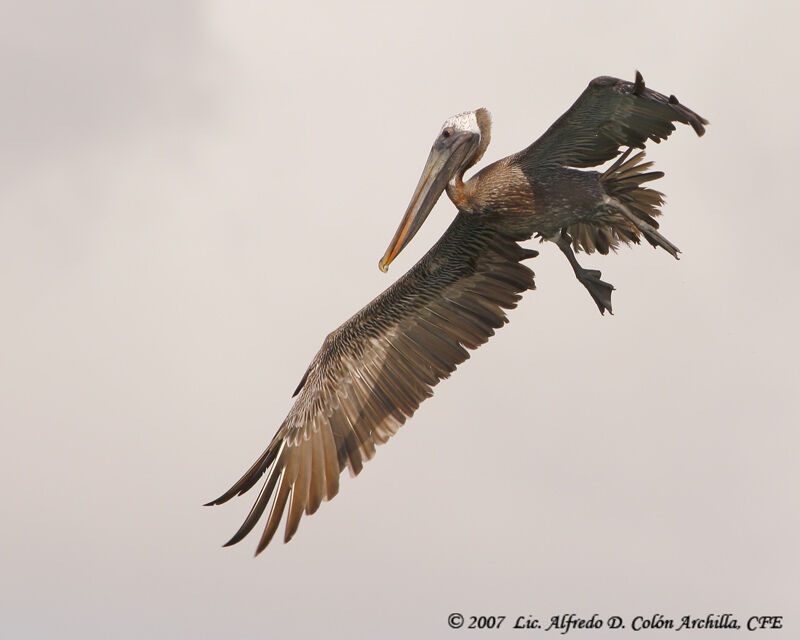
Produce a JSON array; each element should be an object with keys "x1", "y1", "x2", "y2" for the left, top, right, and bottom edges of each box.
[{"x1": 207, "y1": 72, "x2": 707, "y2": 554}]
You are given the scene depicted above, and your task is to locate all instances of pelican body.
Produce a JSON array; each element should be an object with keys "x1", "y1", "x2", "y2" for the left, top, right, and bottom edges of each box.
[
  {"x1": 208, "y1": 72, "x2": 707, "y2": 554},
  {"x1": 380, "y1": 72, "x2": 707, "y2": 313}
]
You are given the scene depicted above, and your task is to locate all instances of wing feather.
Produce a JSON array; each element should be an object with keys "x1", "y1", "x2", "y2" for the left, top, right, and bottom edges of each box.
[
  {"x1": 306, "y1": 428, "x2": 325, "y2": 515},
  {"x1": 207, "y1": 212, "x2": 537, "y2": 554},
  {"x1": 520, "y1": 71, "x2": 707, "y2": 170}
]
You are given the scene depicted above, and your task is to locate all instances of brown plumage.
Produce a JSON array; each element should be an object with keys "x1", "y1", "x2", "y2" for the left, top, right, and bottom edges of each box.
[
  {"x1": 208, "y1": 214, "x2": 538, "y2": 553},
  {"x1": 430, "y1": 72, "x2": 707, "y2": 313},
  {"x1": 208, "y1": 72, "x2": 707, "y2": 554}
]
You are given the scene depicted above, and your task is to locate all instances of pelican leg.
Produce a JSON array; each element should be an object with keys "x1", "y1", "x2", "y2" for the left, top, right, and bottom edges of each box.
[{"x1": 553, "y1": 231, "x2": 614, "y2": 315}]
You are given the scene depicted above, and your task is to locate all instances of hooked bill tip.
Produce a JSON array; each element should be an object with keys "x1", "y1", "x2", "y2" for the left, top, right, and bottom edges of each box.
[{"x1": 378, "y1": 257, "x2": 389, "y2": 273}]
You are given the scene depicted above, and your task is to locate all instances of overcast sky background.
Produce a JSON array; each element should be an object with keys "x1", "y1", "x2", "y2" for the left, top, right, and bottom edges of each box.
[{"x1": 1, "y1": 2, "x2": 798, "y2": 638}]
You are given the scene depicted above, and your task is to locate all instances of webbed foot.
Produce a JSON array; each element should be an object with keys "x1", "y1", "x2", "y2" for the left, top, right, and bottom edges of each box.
[{"x1": 576, "y1": 268, "x2": 615, "y2": 315}]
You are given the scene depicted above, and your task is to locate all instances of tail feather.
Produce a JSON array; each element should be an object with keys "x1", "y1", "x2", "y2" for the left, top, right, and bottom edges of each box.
[
  {"x1": 600, "y1": 149, "x2": 665, "y2": 225},
  {"x1": 565, "y1": 148, "x2": 678, "y2": 256}
]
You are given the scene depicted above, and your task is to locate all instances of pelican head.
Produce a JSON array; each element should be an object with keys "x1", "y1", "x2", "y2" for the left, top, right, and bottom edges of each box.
[{"x1": 379, "y1": 108, "x2": 492, "y2": 272}]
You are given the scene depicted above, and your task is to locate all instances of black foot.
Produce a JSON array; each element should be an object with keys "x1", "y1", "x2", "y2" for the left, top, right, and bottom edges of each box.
[{"x1": 577, "y1": 268, "x2": 615, "y2": 315}]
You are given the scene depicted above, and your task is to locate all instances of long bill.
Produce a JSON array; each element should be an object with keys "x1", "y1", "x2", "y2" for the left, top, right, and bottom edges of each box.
[{"x1": 378, "y1": 135, "x2": 474, "y2": 272}]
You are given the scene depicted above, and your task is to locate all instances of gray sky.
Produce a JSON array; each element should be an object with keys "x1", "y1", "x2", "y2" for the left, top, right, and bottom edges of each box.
[{"x1": 1, "y1": 1, "x2": 798, "y2": 638}]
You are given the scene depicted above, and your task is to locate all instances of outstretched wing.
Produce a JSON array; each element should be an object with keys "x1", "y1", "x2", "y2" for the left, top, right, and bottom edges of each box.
[
  {"x1": 520, "y1": 71, "x2": 707, "y2": 169},
  {"x1": 207, "y1": 212, "x2": 538, "y2": 554}
]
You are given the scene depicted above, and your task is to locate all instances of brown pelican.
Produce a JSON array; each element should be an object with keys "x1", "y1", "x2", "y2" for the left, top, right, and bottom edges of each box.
[{"x1": 207, "y1": 72, "x2": 706, "y2": 554}]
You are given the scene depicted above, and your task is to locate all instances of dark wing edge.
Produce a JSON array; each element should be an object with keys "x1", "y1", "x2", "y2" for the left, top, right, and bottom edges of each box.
[
  {"x1": 520, "y1": 71, "x2": 708, "y2": 170},
  {"x1": 205, "y1": 212, "x2": 538, "y2": 555}
]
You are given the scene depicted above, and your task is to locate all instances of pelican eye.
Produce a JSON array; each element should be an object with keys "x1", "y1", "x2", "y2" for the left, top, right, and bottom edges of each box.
[{"x1": 441, "y1": 128, "x2": 453, "y2": 139}]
